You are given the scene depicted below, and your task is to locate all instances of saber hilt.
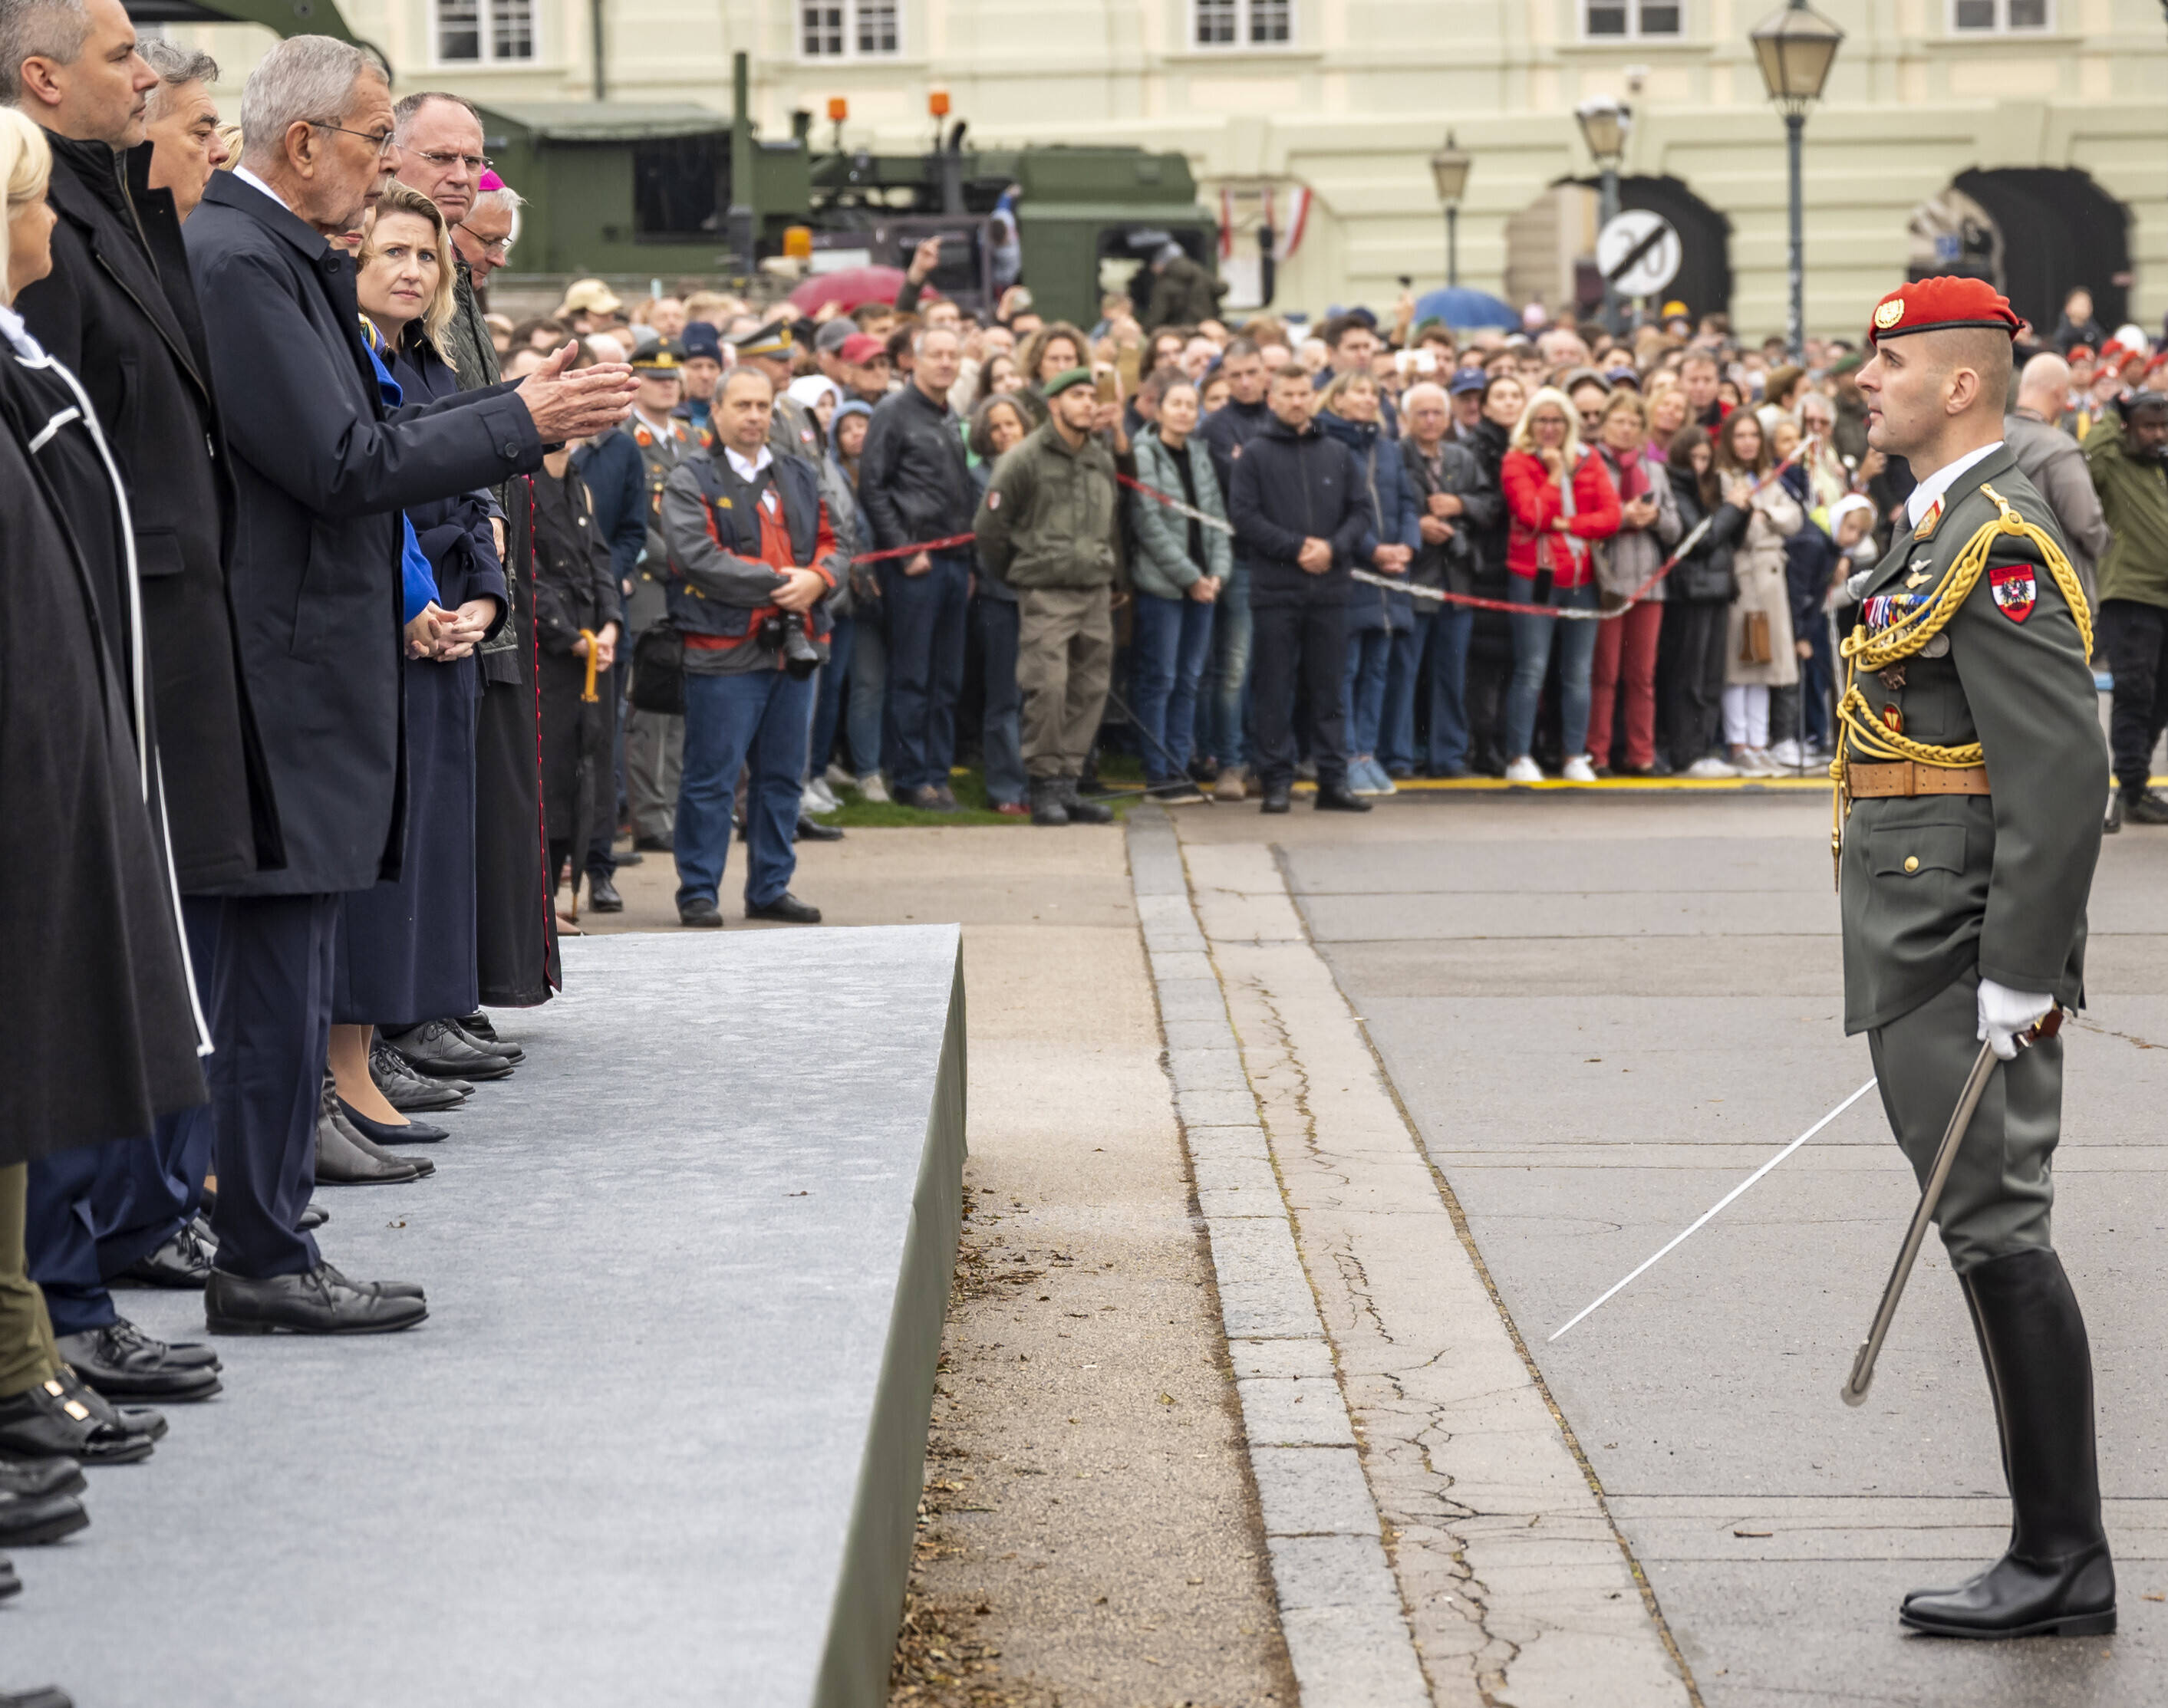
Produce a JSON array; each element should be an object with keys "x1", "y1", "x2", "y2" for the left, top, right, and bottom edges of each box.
[{"x1": 1840, "y1": 1005, "x2": 2063, "y2": 1407}]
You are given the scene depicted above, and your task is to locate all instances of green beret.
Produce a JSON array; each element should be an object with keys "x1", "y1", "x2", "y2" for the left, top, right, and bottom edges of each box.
[
  {"x1": 1827, "y1": 350, "x2": 1863, "y2": 377},
  {"x1": 1043, "y1": 367, "x2": 1097, "y2": 399}
]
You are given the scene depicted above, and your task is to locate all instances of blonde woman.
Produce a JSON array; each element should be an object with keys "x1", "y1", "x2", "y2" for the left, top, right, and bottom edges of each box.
[
  {"x1": 1498, "y1": 386, "x2": 1621, "y2": 782},
  {"x1": 325, "y1": 181, "x2": 512, "y2": 1163},
  {"x1": 0, "y1": 105, "x2": 200, "y2": 1484}
]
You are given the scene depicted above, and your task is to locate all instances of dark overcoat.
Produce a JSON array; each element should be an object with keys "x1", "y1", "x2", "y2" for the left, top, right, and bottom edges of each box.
[
  {"x1": 15, "y1": 131, "x2": 281, "y2": 891},
  {"x1": 184, "y1": 171, "x2": 544, "y2": 897},
  {"x1": 0, "y1": 317, "x2": 203, "y2": 1163}
]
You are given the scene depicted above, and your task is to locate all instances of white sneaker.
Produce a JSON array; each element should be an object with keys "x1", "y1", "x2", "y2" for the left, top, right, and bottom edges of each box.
[
  {"x1": 1767, "y1": 738, "x2": 1805, "y2": 770},
  {"x1": 1504, "y1": 756, "x2": 1545, "y2": 785},
  {"x1": 823, "y1": 762, "x2": 855, "y2": 791},
  {"x1": 1560, "y1": 755, "x2": 1597, "y2": 783},
  {"x1": 857, "y1": 772, "x2": 891, "y2": 805},
  {"x1": 1745, "y1": 747, "x2": 1783, "y2": 776},
  {"x1": 802, "y1": 781, "x2": 839, "y2": 817},
  {"x1": 1682, "y1": 755, "x2": 1740, "y2": 779}
]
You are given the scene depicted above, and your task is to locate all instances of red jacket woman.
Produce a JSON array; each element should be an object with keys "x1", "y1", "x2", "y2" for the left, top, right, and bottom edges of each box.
[{"x1": 1502, "y1": 435, "x2": 1622, "y2": 588}]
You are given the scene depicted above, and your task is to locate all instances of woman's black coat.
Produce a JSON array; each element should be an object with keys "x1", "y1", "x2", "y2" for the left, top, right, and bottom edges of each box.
[{"x1": 0, "y1": 318, "x2": 203, "y2": 1162}]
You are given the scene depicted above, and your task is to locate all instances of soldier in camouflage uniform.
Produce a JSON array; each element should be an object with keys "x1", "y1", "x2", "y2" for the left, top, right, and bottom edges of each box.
[{"x1": 1834, "y1": 276, "x2": 2114, "y2": 1640}]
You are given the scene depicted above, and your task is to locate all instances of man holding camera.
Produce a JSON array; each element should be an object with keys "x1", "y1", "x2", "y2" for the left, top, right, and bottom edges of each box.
[{"x1": 661, "y1": 369, "x2": 845, "y2": 928}]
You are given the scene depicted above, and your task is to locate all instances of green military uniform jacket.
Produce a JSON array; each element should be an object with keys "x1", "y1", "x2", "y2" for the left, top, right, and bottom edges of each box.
[
  {"x1": 973, "y1": 421, "x2": 1124, "y2": 592},
  {"x1": 2086, "y1": 413, "x2": 2168, "y2": 607},
  {"x1": 769, "y1": 393, "x2": 822, "y2": 465},
  {"x1": 623, "y1": 413, "x2": 699, "y2": 633},
  {"x1": 1837, "y1": 446, "x2": 2108, "y2": 1034}
]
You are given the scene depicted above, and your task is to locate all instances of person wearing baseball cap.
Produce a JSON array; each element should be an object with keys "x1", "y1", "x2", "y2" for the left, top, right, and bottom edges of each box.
[
  {"x1": 1446, "y1": 364, "x2": 1488, "y2": 443},
  {"x1": 839, "y1": 333, "x2": 892, "y2": 406},
  {"x1": 1840, "y1": 275, "x2": 2114, "y2": 1642},
  {"x1": 555, "y1": 277, "x2": 622, "y2": 332}
]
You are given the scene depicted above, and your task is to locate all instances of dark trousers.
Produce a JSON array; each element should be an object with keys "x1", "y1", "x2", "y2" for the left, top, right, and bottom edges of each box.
[
  {"x1": 2101, "y1": 599, "x2": 2168, "y2": 798},
  {"x1": 882, "y1": 551, "x2": 971, "y2": 794},
  {"x1": 203, "y1": 893, "x2": 338, "y2": 1280},
  {"x1": 1251, "y1": 598, "x2": 1350, "y2": 791},
  {"x1": 26, "y1": 903, "x2": 217, "y2": 1334},
  {"x1": 1661, "y1": 599, "x2": 1729, "y2": 768},
  {"x1": 675, "y1": 666, "x2": 815, "y2": 910},
  {"x1": 974, "y1": 597, "x2": 1027, "y2": 806},
  {"x1": 808, "y1": 614, "x2": 855, "y2": 783}
]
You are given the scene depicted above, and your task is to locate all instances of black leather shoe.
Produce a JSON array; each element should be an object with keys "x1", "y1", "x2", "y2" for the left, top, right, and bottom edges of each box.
[
  {"x1": 1030, "y1": 778, "x2": 1069, "y2": 827},
  {"x1": 115, "y1": 1219, "x2": 214, "y2": 1290},
  {"x1": 445, "y1": 1017, "x2": 520, "y2": 1065},
  {"x1": 383, "y1": 1020, "x2": 512, "y2": 1081},
  {"x1": 326, "y1": 1094, "x2": 433, "y2": 1179},
  {"x1": 56, "y1": 1320, "x2": 221, "y2": 1402},
  {"x1": 2127, "y1": 789, "x2": 2168, "y2": 826},
  {"x1": 1899, "y1": 1249, "x2": 2116, "y2": 1639},
  {"x1": 204, "y1": 1265, "x2": 427, "y2": 1336},
  {"x1": 796, "y1": 814, "x2": 845, "y2": 842},
  {"x1": 371, "y1": 1042, "x2": 469, "y2": 1111},
  {"x1": 586, "y1": 873, "x2": 624, "y2": 912},
  {"x1": 298, "y1": 1205, "x2": 329, "y2": 1232},
  {"x1": 746, "y1": 892, "x2": 822, "y2": 925},
  {"x1": 1260, "y1": 785, "x2": 1292, "y2": 815},
  {"x1": 678, "y1": 897, "x2": 725, "y2": 929},
  {"x1": 0, "y1": 1456, "x2": 84, "y2": 1499},
  {"x1": 632, "y1": 833, "x2": 672, "y2": 851},
  {"x1": 0, "y1": 1377, "x2": 156, "y2": 1464},
  {"x1": 0, "y1": 1489, "x2": 87, "y2": 1548},
  {"x1": 0, "y1": 1554, "x2": 18, "y2": 1601},
  {"x1": 319, "y1": 1262, "x2": 426, "y2": 1302},
  {"x1": 1057, "y1": 778, "x2": 1114, "y2": 825},
  {"x1": 1314, "y1": 781, "x2": 1374, "y2": 812},
  {"x1": 337, "y1": 1098, "x2": 447, "y2": 1144},
  {"x1": 53, "y1": 1369, "x2": 164, "y2": 1443},
  {"x1": 316, "y1": 1096, "x2": 421, "y2": 1186},
  {"x1": 0, "y1": 1687, "x2": 74, "y2": 1707}
]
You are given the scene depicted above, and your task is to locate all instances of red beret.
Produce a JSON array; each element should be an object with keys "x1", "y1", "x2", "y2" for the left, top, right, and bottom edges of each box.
[
  {"x1": 1866, "y1": 275, "x2": 2022, "y2": 348},
  {"x1": 2067, "y1": 344, "x2": 2094, "y2": 364}
]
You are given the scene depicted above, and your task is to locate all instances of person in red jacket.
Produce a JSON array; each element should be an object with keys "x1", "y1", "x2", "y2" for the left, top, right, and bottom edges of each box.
[{"x1": 1500, "y1": 387, "x2": 1621, "y2": 782}]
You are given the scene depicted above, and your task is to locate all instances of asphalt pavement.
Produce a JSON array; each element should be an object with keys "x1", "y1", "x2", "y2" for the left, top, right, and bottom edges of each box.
[{"x1": 1178, "y1": 790, "x2": 2168, "y2": 1706}]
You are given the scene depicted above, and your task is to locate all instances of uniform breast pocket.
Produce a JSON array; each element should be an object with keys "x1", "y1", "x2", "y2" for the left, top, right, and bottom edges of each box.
[{"x1": 1869, "y1": 822, "x2": 1966, "y2": 880}]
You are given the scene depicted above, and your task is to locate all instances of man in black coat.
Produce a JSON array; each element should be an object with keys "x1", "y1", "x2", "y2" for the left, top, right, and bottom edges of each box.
[
  {"x1": 1194, "y1": 339, "x2": 1272, "y2": 797},
  {"x1": 183, "y1": 35, "x2": 633, "y2": 1334},
  {"x1": 1228, "y1": 364, "x2": 1372, "y2": 815},
  {"x1": 7, "y1": 0, "x2": 275, "y2": 1395}
]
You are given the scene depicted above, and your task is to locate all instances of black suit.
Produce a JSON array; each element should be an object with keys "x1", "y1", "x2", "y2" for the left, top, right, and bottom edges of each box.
[{"x1": 184, "y1": 172, "x2": 545, "y2": 1278}]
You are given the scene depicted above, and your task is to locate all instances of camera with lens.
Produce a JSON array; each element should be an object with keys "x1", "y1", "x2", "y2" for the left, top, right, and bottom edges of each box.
[{"x1": 757, "y1": 607, "x2": 823, "y2": 680}]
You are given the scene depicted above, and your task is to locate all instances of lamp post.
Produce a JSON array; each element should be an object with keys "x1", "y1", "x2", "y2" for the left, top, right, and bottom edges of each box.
[
  {"x1": 1573, "y1": 95, "x2": 1631, "y2": 334},
  {"x1": 1750, "y1": 0, "x2": 1844, "y2": 362},
  {"x1": 1430, "y1": 131, "x2": 1471, "y2": 289}
]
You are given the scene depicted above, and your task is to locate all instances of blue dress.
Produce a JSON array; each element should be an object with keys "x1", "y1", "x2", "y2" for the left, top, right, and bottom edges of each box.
[{"x1": 334, "y1": 329, "x2": 508, "y2": 1028}]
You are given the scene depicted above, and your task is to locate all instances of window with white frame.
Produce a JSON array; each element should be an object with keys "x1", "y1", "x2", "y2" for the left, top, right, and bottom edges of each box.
[
  {"x1": 436, "y1": 0, "x2": 533, "y2": 61},
  {"x1": 1193, "y1": 0, "x2": 1292, "y2": 48},
  {"x1": 801, "y1": 0, "x2": 901, "y2": 55},
  {"x1": 1951, "y1": 0, "x2": 2050, "y2": 29},
  {"x1": 1583, "y1": 0, "x2": 1682, "y2": 37}
]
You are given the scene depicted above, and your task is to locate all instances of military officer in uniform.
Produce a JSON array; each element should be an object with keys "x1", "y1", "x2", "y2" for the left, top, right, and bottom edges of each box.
[
  {"x1": 730, "y1": 318, "x2": 823, "y2": 463},
  {"x1": 1834, "y1": 277, "x2": 2114, "y2": 1639},
  {"x1": 622, "y1": 339, "x2": 698, "y2": 848}
]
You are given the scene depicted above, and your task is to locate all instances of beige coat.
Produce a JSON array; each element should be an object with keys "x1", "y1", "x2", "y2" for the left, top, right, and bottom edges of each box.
[{"x1": 1724, "y1": 480, "x2": 1804, "y2": 687}]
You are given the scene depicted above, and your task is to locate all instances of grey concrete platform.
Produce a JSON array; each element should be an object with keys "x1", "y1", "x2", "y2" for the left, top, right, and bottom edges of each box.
[{"x1": 0, "y1": 926, "x2": 966, "y2": 1708}]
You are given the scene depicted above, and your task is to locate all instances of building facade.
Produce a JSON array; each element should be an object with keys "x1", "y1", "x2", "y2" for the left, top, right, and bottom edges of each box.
[{"x1": 170, "y1": 0, "x2": 2168, "y2": 337}]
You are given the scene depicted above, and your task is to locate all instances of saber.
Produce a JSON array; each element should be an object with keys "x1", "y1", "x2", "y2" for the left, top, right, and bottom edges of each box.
[
  {"x1": 1550, "y1": 1076, "x2": 1881, "y2": 1341},
  {"x1": 1840, "y1": 1010, "x2": 2062, "y2": 1407}
]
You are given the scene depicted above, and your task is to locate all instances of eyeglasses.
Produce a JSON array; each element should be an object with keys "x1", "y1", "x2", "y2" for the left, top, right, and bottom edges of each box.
[
  {"x1": 417, "y1": 149, "x2": 493, "y2": 173},
  {"x1": 312, "y1": 122, "x2": 397, "y2": 154},
  {"x1": 458, "y1": 224, "x2": 512, "y2": 258}
]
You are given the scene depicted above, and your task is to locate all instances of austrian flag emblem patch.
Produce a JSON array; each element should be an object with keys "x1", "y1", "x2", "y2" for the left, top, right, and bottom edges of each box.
[{"x1": 1990, "y1": 562, "x2": 2036, "y2": 623}]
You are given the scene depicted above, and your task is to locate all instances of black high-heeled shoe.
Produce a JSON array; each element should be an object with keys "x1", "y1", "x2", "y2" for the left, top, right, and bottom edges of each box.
[{"x1": 335, "y1": 1098, "x2": 448, "y2": 1145}]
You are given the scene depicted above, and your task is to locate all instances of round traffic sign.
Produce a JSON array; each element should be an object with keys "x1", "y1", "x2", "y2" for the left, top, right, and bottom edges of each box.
[{"x1": 1596, "y1": 209, "x2": 1682, "y2": 299}]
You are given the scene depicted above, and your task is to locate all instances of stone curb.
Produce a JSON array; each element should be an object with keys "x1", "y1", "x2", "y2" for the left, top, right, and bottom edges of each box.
[{"x1": 1128, "y1": 809, "x2": 1432, "y2": 1708}]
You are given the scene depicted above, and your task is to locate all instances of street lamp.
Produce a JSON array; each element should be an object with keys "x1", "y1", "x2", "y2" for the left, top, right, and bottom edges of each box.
[
  {"x1": 1430, "y1": 131, "x2": 1471, "y2": 289},
  {"x1": 1750, "y1": 0, "x2": 1844, "y2": 361},
  {"x1": 1574, "y1": 95, "x2": 1631, "y2": 334}
]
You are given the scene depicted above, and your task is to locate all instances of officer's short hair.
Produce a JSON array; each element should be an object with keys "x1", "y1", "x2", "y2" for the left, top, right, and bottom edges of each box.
[{"x1": 721, "y1": 366, "x2": 773, "y2": 400}]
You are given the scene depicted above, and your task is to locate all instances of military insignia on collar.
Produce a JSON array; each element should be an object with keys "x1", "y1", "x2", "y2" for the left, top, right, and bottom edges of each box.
[
  {"x1": 1990, "y1": 562, "x2": 2036, "y2": 623},
  {"x1": 1913, "y1": 496, "x2": 1942, "y2": 539},
  {"x1": 1905, "y1": 571, "x2": 1932, "y2": 588}
]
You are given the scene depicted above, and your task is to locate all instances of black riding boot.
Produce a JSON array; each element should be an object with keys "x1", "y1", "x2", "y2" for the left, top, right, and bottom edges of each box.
[{"x1": 1900, "y1": 1247, "x2": 2116, "y2": 1638}]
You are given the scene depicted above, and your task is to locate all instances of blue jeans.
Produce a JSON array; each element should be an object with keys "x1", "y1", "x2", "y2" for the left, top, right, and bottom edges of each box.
[
  {"x1": 1342, "y1": 625, "x2": 1394, "y2": 759},
  {"x1": 1425, "y1": 604, "x2": 1476, "y2": 772},
  {"x1": 1132, "y1": 591, "x2": 1217, "y2": 783},
  {"x1": 974, "y1": 597, "x2": 1026, "y2": 806},
  {"x1": 847, "y1": 620, "x2": 887, "y2": 778},
  {"x1": 807, "y1": 614, "x2": 855, "y2": 781},
  {"x1": 1199, "y1": 563, "x2": 1253, "y2": 769},
  {"x1": 675, "y1": 667, "x2": 815, "y2": 911},
  {"x1": 1379, "y1": 608, "x2": 1436, "y2": 774},
  {"x1": 881, "y1": 550, "x2": 970, "y2": 793},
  {"x1": 1504, "y1": 582, "x2": 1600, "y2": 761}
]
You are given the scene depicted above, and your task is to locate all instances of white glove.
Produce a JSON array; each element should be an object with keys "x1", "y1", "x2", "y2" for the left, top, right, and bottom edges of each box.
[{"x1": 1977, "y1": 978, "x2": 2053, "y2": 1061}]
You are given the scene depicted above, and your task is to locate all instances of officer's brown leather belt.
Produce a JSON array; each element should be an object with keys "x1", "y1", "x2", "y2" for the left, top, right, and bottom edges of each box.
[{"x1": 1846, "y1": 760, "x2": 1992, "y2": 799}]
